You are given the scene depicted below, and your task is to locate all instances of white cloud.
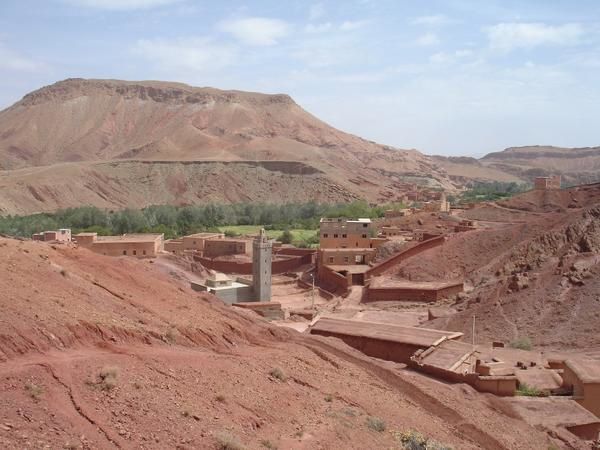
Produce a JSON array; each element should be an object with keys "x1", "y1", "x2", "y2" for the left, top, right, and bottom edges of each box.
[
  {"x1": 217, "y1": 17, "x2": 289, "y2": 46},
  {"x1": 339, "y1": 20, "x2": 369, "y2": 31},
  {"x1": 411, "y1": 15, "x2": 450, "y2": 26},
  {"x1": 133, "y1": 37, "x2": 236, "y2": 72},
  {"x1": 62, "y1": 0, "x2": 182, "y2": 10},
  {"x1": 309, "y1": 3, "x2": 325, "y2": 21},
  {"x1": 0, "y1": 44, "x2": 43, "y2": 71},
  {"x1": 305, "y1": 22, "x2": 333, "y2": 34},
  {"x1": 487, "y1": 23, "x2": 584, "y2": 51},
  {"x1": 416, "y1": 33, "x2": 440, "y2": 47}
]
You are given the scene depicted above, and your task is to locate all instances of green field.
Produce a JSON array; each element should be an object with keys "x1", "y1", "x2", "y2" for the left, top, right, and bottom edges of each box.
[{"x1": 218, "y1": 225, "x2": 318, "y2": 244}]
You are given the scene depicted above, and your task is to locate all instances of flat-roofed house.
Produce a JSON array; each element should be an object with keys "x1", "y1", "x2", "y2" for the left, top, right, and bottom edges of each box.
[
  {"x1": 74, "y1": 232, "x2": 164, "y2": 258},
  {"x1": 203, "y1": 238, "x2": 250, "y2": 258},
  {"x1": 562, "y1": 359, "x2": 600, "y2": 418}
]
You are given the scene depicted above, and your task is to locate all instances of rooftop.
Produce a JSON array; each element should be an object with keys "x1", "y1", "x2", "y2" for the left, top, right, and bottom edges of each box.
[
  {"x1": 320, "y1": 217, "x2": 371, "y2": 223},
  {"x1": 370, "y1": 279, "x2": 463, "y2": 289},
  {"x1": 184, "y1": 232, "x2": 224, "y2": 238},
  {"x1": 565, "y1": 359, "x2": 600, "y2": 383},
  {"x1": 310, "y1": 317, "x2": 463, "y2": 347},
  {"x1": 327, "y1": 265, "x2": 371, "y2": 274},
  {"x1": 414, "y1": 340, "x2": 476, "y2": 371},
  {"x1": 95, "y1": 233, "x2": 163, "y2": 243},
  {"x1": 319, "y1": 248, "x2": 376, "y2": 253}
]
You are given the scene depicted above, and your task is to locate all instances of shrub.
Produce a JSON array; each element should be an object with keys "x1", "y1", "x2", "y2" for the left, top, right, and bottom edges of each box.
[
  {"x1": 269, "y1": 367, "x2": 287, "y2": 382},
  {"x1": 509, "y1": 337, "x2": 532, "y2": 351},
  {"x1": 25, "y1": 382, "x2": 44, "y2": 400},
  {"x1": 324, "y1": 394, "x2": 333, "y2": 402},
  {"x1": 366, "y1": 416, "x2": 386, "y2": 432},
  {"x1": 395, "y1": 430, "x2": 452, "y2": 450},
  {"x1": 98, "y1": 366, "x2": 119, "y2": 391},
  {"x1": 215, "y1": 394, "x2": 226, "y2": 402},
  {"x1": 277, "y1": 229, "x2": 293, "y2": 244},
  {"x1": 215, "y1": 431, "x2": 246, "y2": 450},
  {"x1": 260, "y1": 440, "x2": 278, "y2": 449},
  {"x1": 516, "y1": 383, "x2": 544, "y2": 397}
]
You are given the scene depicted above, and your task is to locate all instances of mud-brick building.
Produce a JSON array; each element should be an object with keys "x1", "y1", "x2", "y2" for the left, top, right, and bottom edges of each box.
[
  {"x1": 534, "y1": 175, "x2": 561, "y2": 190},
  {"x1": 319, "y1": 218, "x2": 374, "y2": 249},
  {"x1": 74, "y1": 232, "x2": 164, "y2": 257},
  {"x1": 164, "y1": 232, "x2": 224, "y2": 256},
  {"x1": 203, "y1": 238, "x2": 251, "y2": 258},
  {"x1": 562, "y1": 359, "x2": 600, "y2": 418},
  {"x1": 32, "y1": 228, "x2": 72, "y2": 243}
]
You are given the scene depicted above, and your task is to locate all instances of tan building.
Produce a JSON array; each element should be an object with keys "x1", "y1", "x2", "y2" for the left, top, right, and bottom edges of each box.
[
  {"x1": 164, "y1": 232, "x2": 225, "y2": 256},
  {"x1": 203, "y1": 238, "x2": 250, "y2": 258},
  {"x1": 384, "y1": 209, "x2": 412, "y2": 219},
  {"x1": 534, "y1": 175, "x2": 561, "y2": 190},
  {"x1": 74, "y1": 232, "x2": 164, "y2": 258},
  {"x1": 318, "y1": 248, "x2": 377, "y2": 266},
  {"x1": 320, "y1": 218, "x2": 373, "y2": 249},
  {"x1": 380, "y1": 226, "x2": 409, "y2": 238},
  {"x1": 32, "y1": 228, "x2": 71, "y2": 243},
  {"x1": 562, "y1": 359, "x2": 600, "y2": 418}
]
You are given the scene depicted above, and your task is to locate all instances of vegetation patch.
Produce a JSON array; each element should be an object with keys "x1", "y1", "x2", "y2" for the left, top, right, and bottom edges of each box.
[
  {"x1": 97, "y1": 366, "x2": 119, "y2": 391},
  {"x1": 366, "y1": 416, "x2": 386, "y2": 432},
  {"x1": 25, "y1": 382, "x2": 44, "y2": 400},
  {"x1": 215, "y1": 431, "x2": 246, "y2": 450},
  {"x1": 394, "y1": 430, "x2": 452, "y2": 450},
  {"x1": 509, "y1": 337, "x2": 533, "y2": 351},
  {"x1": 269, "y1": 367, "x2": 287, "y2": 382},
  {"x1": 516, "y1": 383, "x2": 546, "y2": 397}
]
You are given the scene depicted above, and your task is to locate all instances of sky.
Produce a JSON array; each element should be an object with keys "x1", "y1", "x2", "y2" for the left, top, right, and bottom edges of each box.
[{"x1": 0, "y1": 0, "x2": 599, "y2": 156}]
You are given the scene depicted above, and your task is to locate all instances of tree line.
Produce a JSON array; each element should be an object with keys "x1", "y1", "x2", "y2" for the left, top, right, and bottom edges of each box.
[{"x1": 0, "y1": 201, "x2": 401, "y2": 240}]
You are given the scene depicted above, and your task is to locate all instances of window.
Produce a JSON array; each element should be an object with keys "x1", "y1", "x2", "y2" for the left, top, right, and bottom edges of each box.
[
  {"x1": 143, "y1": 250, "x2": 147, "y2": 255},
  {"x1": 328, "y1": 257, "x2": 334, "y2": 263},
  {"x1": 334, "y1": 234, "x2": 338, "y2": 238},
  {"x1": 363, "y1": 223, "x2": 368, "y2": 228},
  {"x1": 193, "y1": 241, "x2": 196, "y2": 245},
  {"x1": 362, "y1": 234, "x2": 367, "y2": 238},
  {"x1": 123, "y1": 250, "x2": 127, "y2": 255},
  {"x1": 323, "y1": 233, "x2": 329, "y2": 238},
  {"x1": 133, "y1": 250, "x2": 137, "y2": 255},
  {"x1": 343, "y1": 257, "x2": 349, "y2": 263},
  {"x1": 342, "y1": 234, "x2": 347, "y2": 238}
]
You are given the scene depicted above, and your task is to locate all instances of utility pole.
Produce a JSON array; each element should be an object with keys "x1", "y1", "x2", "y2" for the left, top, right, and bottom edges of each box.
[{"x1": 311, "y1": 273, "x2": 315, "y2": 310}]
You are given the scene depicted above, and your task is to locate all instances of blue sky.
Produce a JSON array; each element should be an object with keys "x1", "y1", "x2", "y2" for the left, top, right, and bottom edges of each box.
[{"x1": 0, "y1": 0, "x2": 599, "y2": 156}]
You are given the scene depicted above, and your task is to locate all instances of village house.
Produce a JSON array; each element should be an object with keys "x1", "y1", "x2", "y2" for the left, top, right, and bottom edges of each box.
[
  {"x1": 202, "y1": 238, "x2": 251, "y2": 258},
  {"x1": 74, "y1": 232, "x2": 164, "y2": 258},
  {"x1": 534, "y1": 175, "x2": 561, "y2": 190},
  {"x1": 164, "y1": 232, "x2": 225, "y2": 256},
  {"x1": 32, "y1": 228, "x2": 72, "y2": 243}
]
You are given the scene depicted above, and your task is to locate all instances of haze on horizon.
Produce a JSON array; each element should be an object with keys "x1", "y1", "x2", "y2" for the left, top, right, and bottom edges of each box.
[{"x1": 0, "y1": 0, "x2": 599, "y2": 156}]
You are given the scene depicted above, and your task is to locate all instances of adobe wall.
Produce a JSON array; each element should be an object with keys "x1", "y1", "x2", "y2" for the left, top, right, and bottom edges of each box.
[
  {"x1": 566, "y1": 423, "x2": 600, "y2": 441},
  {"x1": 193, "y1": 254, "x2": 307, "y2": 275},
  {"x1": 190, "y1": 282, "x2": 255, "y2": 304},
  {"x1": 203, "y1": 239, "x2": 250, "y2": 258},
  {"x1": 410, "y1": 361, "x2": 517, "y2": 396},
  {"x1": 317, "y1": 265, "x2": 350, "y2": 294},
  {"x1": 91, "y1": 241, "x2": 159, "y2": 258},
  {"x1": 309, "y1": 331, "x2": 421, "y2": 364},
  {"x1": 366, "y1": 235, "x2": 445, "y2": 278},
  {"x1": 364, "y1": 282, "x2": 463, "y2": 303},
  {"x1": 296, "y1": 279, "x2": 335, "y2": 300}
]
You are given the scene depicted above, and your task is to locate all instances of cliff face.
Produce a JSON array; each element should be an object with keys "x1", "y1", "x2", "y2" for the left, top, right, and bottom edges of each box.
[{"x1": 0, "y1": 78, "x2": 453, "y2": 213}]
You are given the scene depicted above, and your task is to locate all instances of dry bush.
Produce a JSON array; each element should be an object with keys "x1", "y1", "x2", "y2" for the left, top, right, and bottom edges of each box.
[
  {"x1": 366, "y1": 416, "x2": 386, "y2": 432},
  {"x1": 269, "y1": 367, "x2": 287, "y2": 382},
  {"x1": 25, "y1": 382, "x2": 44, "y2": 400},
  {"x1": 98, "y1": 366, "x2": 119, "y2": 391},
  {"x1": 215, "y1": 431, "x2": 246, "y2": 450}
]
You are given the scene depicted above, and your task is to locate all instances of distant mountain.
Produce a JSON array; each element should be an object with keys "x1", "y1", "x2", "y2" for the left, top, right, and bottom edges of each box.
[
  {"x1": 0, "y1": 78, "x2": 453, "y2": 214},
  {"x1": 432, "y1": 146, "x2": 600, "y2": 186}
]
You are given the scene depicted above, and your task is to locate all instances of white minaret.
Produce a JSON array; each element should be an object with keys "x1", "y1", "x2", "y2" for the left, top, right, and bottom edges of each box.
[{"x1": 252, "y1": 228, "x2": 272, "y2": 301}]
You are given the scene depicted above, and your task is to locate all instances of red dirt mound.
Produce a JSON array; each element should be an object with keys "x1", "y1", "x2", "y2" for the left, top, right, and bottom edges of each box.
[{"x1": 0, "y1": 237, "x2": 555, "y2": 449}]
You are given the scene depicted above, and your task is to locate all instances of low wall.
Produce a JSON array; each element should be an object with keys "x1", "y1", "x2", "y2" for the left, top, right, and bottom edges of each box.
[
  {"x1": 366, "y1": 235, "x2": 445, "y2": 278},
  {"x1": 190, "y1": 282, "x2": 255, "y2": 304},
  {"x1": 309, "y1": 331, "x2": 421, "y2": 364},
  {"x1": 409, "y1": 361, "x2": 517, "y2": 396},
  {"x1": 364, "y1": 282, "x2": 463, "y2": 303},
  {"x1": 232, "y1": 302, "x2": 284, "y2": 320},
  {"x1": 317, "y1": 265, "x2": 350, "y2": 294},
  {"x1": 193, "y1": 254, "x2": 307, "y2": 275},
  {"x1": 296, "y1": 279, "x2": 335, "y2": 300}
]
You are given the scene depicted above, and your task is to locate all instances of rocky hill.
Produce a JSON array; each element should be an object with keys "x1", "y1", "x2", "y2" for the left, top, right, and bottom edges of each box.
[
  {"x1": 0, "y1": 237, "x2": 550, "y2": 449},
  {"x1": 0, "y1": 78, "x2": 453, "y2": 214},
  {"x1": 433, "y1": 146, "x2": 600, "y2": 186}
]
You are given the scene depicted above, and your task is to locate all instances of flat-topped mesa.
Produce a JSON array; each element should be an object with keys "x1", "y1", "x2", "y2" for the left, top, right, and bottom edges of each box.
[{"x1": 17, "y1": 78, "x2": 296, "y2": 108}]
